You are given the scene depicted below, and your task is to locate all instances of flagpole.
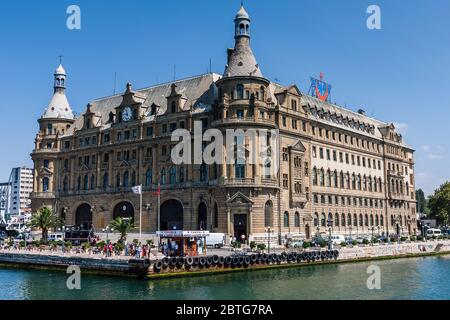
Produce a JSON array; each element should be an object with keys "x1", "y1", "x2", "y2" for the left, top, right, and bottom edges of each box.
[{"x1": 139, "y1": 185, "x2": 142, "y2": 245}]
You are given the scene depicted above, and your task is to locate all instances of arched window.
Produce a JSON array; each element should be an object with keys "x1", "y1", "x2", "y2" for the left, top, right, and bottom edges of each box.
[
  {"x1": 341, "y1": 213, "x2": 346, "y2": 227},
  {"x1": 319, "y1": 169, "x2": 325, "y2": 186},
  {"x1": 77, "y1": 176, "x2": 81, "y2": 191},
  {"x1": 200, "y1": 163, "x2": 208, "y2": 182},
  {"x1": 335, "y1": 212, "x2": 339, "y2": 227},
  {"x1": 63, "y1": 176, "x2": 68, "y2": 192},
  {"x1": 357, "y1": 175, "x2": 361, "y2": 190},
  {"x1": 235, "y1": 161, "x2": 245, "y2": 179},
  {"x1": 284, "y1": 212, "x2": 290, "y2": 228},
  {"x1": 333, "y1": 170, "x2": 338, "y2": 188},
  {"x1": 264, "y1": 159, "x2": 271, "y2": 179},
  {"x1": 352, "y1": 174, "x2": 356, "y2": 189},
  {"x1": 326, "y1": 170, "x2": 331, "y2": 187},
  {"x1": 42, "y1": 177, "x2": 50, "y2": 192},
  {"x1": 169, "y1": 167, "x2": 176, "y2": 184},
  {"x1": 44, "y1": 160, "x2": 50, "y2": 168},
  {"x1": 103, "y1": 173, "x2": 109, "y2": 189},
  {"x1": 90, "y1": 175, "x2": 95, "y2": 190},
  {"x1": 179, "y1": 167, "x2": 185, "y2": 183},
  {"x1": 353, "y1": 213, "x2": 357, "y2": 227},
  {"x1": 131, "y1": 171, "x2": 136, "y2": 186},
  {"x1": 321, "y1": 213, "x2": 326, "y2": 227},
  {"x1": 365, "y1": 214, "x2": 369, "y2": 227},
  {"x1": 314, "y1": 212, "x2": 319, "y2": 227},
  {"x1": 312, "y1": 167, "x2": 318, "y2": 186},
  {"x1": 340, "y1": 172, "x2": 344, "y2": 188},
  {"x1": 294, "y1": 212, "x2": 300, "y2": 228},
  {"x1": 145, "y1": 169, "x2": 152, "y2": 187},
  {"x1": 83, "y1": 175, "x2": 89, "y2": 190},
  {"x1": 123, "y1": 171, "x2": 129, "y2": 188},
  {"x1": 348, "y1": 213, "x2": 352, "y2": 226},
  {"x1": 264, "y1": 201, "x2": 273, "y2": 227},
  {"x1": 374, "y1": 177, "x2": 378, "y2": 192},
  {"x1": 346, "y1": 173, "x2": 350, "y2": 189},
  {"x1": 116, "y1": 173, "x2": 121, "y2": 188},
  {"x1": 370, "y1": 215, "x2": 374, "y2": 226},
  {"x1": 359, "y1": 214, "x2": 363, "y2": 227},
  {"x1": 161, "y1": 168, "x2": 166, "y2": 185},
  {"x1": 375, "y1": 214, "x2": 379, "y2": 226},
  {"x1": 236, "y1": 84, "x2": 244, "y2": 100},
  {"x1": 380, "y1": 215, "x2": 384, "y2": 227}
]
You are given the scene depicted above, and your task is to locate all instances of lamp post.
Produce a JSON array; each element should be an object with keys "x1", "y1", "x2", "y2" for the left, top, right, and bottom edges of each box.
[
  {"x1": 349, "y1": 226, "x2": 353, "y2": 241},
  {"x1": 265, "y1": 227, "x2": 273, "y2": 254},
  {"x1": 327, "y1": 217, "x2": 333, "y2": 250},
  {"x1": 102, "y1": 226, "x2": 114, "y2": 244}
]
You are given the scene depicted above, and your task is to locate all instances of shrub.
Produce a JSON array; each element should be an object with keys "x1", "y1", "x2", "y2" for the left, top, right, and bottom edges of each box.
[
  {"x1": 400, "y1": 236, "x2": 407, "y2": 242},
  {"x1": 64, "y1": 241, "x2": 73, "y2": 249},
  {"x1": 97, "y1": 241, "x2": 106, "y2": 248},
  {"x1": 250, "y1": 241, "x2": 257, "y2": 250},
  {"x1": 319, "y1": 240, "x2": 327, "y2": 248},
  {"x1": 363, "y1": 238, "x2": 369, "y2": 245},
  {"x1": 81, "y1": 242, "x2": 91, "y2": 251},
  {"x1": 303, "y1": 241, "x2": 311, "y2": 249},
  {"x1": 340, "y1": 242, "x2": 347, "y2": 247},
  {"x1": 146, "y1": 239, "x2": 154, "y2": 247},
  {"x1": 19, "y1": 240, "x2": 26, "y2": 248},
  {"x1": 383, "y1": 238, "x2": 388, "y2": 243},
  {"x1": 114, "y1": 242, "x2": 125, "y2": 252},
  {"x1": 410, "y1": 235, "x2": 417, "y2": 241},
  {"x1": 417, "y1": 235, "x2": 423, "y2": 241},
  {"x1": 257, "y1": 243, "x2": 266, "y2": 251},
  {"x1": 231, "y1": 241, "x2": 241, "y2": 249},
  {"x1": 352, "y1": 240, "x2": 358, "y2": 246}
]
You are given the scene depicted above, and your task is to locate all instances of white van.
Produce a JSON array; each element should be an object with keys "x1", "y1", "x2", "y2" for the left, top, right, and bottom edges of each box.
[
  {"x1": 206, "y1": 233, "x2": 226, "y2": 248},
  {"x1": 426, "y1": 229, "x2": 442, "y2": 238},
  {"x1": 329, "y1": 234, "x2": 346, "y2": 245}
]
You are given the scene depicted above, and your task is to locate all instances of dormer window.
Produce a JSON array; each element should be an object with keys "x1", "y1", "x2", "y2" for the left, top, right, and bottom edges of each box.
[{"x1": 171, "y1": 101, "x2": 176, "y2": 113}]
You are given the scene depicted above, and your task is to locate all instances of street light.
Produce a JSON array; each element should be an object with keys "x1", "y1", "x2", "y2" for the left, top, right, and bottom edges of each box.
[
  {"x1": 327, "y1": 217, "x2": 333, "y2": 250},
  {"x1": 265, "y1": 227, "x2": 273, "y2": 254},
  {"x1": 349, "y1": 226, "x2": 353, "y2": 241},
  {"x1": 102, "y1": 226, "x2": 114, "y2": 244}
]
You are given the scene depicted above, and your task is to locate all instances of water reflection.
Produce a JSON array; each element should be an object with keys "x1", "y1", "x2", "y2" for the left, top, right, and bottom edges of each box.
[{"x1": 1, "y1": 256, "x2": 449, "y2": 300}]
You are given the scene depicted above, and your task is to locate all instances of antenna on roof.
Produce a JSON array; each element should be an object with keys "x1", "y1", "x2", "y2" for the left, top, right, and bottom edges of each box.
[
  {"x1": 173, "y1": 64, "x2": 176, "y2": 82},
  {"x1": 113, "y1": 72, "x2": 117, "y2": 95},
  {"x1": 58, "y1": 55, "x2": 64, "y2": 65},
  {"x1": 209, "y1": 58, "x2": 212, "y2": 74}
]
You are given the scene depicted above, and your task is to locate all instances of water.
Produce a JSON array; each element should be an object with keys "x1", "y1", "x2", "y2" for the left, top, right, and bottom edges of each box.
[{"x1": 1, "y1": 255, "x2": 450, "y2": 300}]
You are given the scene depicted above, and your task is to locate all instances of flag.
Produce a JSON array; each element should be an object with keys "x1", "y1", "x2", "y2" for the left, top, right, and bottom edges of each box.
[
  {"x1": 153, "y1": 182, "x2": 161, "y2": 196},
  {"x1": 132, "y1": 185, "x2": 142, "y2": 195}
]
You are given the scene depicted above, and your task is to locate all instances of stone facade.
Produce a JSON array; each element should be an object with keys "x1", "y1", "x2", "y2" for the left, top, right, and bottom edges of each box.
[{"x1": 30, "y1": 5, "x2": 416, "y2": 244}]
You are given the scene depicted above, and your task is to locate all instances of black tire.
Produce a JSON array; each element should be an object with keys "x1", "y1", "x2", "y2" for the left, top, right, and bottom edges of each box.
[
  {"x1": 244, "y1": 256, "x2": 251, "y2": 267},
  {"x1": 302, "y1": 252, "x2": 308, "y2": 260},
  {"x1": 238, "y1": 256, "x2": 245, "y2": 267},
  {"x1": 225, "y1": 256, "x2": 233, "y2": 266},
  {"x1": 314, "y1": 251, "x2": 320, "y2": 260},
  {"x1": 291, "y1": 252, "x2": 298, "y2": 261},
  {"x1": 177, "y1": 257, "x2": 185, "y2": 267},
  {"x1": 199, "y1": 257, "x2": 207, "y2": 267},
  {"x1": 287, "y1": 253, "x2": 293, "y2": 262},
  {"x1": 218, "y1": 256, "x2": 225, "y2": 266},
  {"x1": 162, "y1": 257, "x2": 170, "y2": 269},
  {"x1": 185, "y1": 257, "x2": 194, "y2": 266},
  {"x1": 320, "y1": 251, "x2": 326, "y2": 260},
  {"x1": 250, "y1": 254, "x2": 258, "y2": 264},
  {"x1": 206, "y1": 257, "x2": 213, "y2": 268},
  {"x1": 333, "y1": 250, "x2": 339, "y2": 259},
  {"x1": 232, "y1": 257, "x2": 239, "y2": 268},
  {"x1": 153, "y1": 260, "x2": 163, "y2": 273},
  {"x1": 277, "y1": 254, "x2": 283, "y2": 264},
  {"x1": 281, "y1": 252, "x2": 288, "y2": 261},
  {"x1": 212, "y1": 255, "x2": 220, "y2": 265},
  {"x1": 170, "y1": 257, "x2": 177, "y2": 267},
  {"x1": 193, "y1": 257, "x2": 200, "y2": 266},
  {"x1": 327, "y1": 250, "x2": 333, "y2": 259}
]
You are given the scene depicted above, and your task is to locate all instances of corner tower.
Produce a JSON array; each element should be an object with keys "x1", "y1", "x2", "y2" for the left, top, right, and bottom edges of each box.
[{"x1": 31, "y1": 63, "x2": 75, "y2": 214}]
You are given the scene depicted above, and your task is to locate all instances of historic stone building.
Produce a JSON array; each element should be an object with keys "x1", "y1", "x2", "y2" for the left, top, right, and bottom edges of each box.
[{"x1": 31, "y1": 5, "x2": 417, "y2": 244}]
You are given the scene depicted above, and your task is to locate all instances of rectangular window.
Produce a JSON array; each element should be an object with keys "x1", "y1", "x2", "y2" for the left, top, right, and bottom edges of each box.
[
  {"x1": 237, "y1": 110, "x2": 244, "y2": 119},
  {"x1": 291, "y1": 99, "x2": 297, "y2": 111},
  {"x1": 283, "y1": 174, "x2": 289, "y2": 189},
  {"x1": 312, "y1": 146, "x2": 317, "y2": 158},
  {"x1": 282, "y1": 116, "x2": 287, "y2": 127},
  {"x1": 179, "y1": 121, "x2": 185, "y2": 129},
  {"x1": 326, "y1": 149, "x2": 331, "y2": 160},
  {"x1": 170, "y1": 123, "x2": 177, "y2": 133},
  {"x1": 333, "y1": 150, "x2": 337, "y2": 161},
  {"x1": 124, "y1": 130, "x2": 130, "y2": 140},
  {"x1": 146, "y1": 126, "x2": 153, "y2": 137},
  {"x1": 162, "y1": 124, "x2": 167, "y2": 134},
  {"x1": 339, "y1": 152, "x2": 343, "y2": 163},
  {"x1": 319, "y1": 148, "x2": 324, "y2": 159},
  {"x1": 292, "y1": 119, "x2": 297, "y2": 129}
]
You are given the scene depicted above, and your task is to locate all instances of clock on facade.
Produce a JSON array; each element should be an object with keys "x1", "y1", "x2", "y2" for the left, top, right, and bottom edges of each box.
[{"x1": 121, "y1": 106, "x2": 133, "y2": 122}]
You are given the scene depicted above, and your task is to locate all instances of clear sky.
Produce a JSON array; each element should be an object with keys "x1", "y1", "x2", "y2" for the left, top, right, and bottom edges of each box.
[{"x1": 0, "y1": 0, "x2": 448, "y2": 195}]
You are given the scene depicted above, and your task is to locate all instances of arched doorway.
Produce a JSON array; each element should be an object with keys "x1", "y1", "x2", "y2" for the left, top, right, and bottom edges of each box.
[
  {"x1": 113, "y1": 201, "x2": 135, "y2": 220},
  {"x1": 198, "y1": 202, "x2": 207, "y2": 231},
  {"x1": 160, "y1": 200, "x2": 183, "y2": 230},
  {"x1": 264, "y1": 201, "x2": 273, "y2": 227},
  {"x1": 75, "y1": 204, "x2": 92, "y2": 230}
]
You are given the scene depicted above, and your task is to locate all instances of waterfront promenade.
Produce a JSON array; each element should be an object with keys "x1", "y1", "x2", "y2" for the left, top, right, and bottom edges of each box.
[{"x1": 1, "y1": 240, "x2": 450, "y2": 279}]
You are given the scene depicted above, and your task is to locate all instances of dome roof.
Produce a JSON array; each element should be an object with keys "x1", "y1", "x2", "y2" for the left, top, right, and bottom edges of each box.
[
  {"x1": 55, "y1": 64, "x2": 66, "y2": 75},
  {"x1": 235, "y1": 5, "x2": 250, "y2": 20},
  {"x1": 41, "y1": 92, "x2": 74, "y2": 120}
]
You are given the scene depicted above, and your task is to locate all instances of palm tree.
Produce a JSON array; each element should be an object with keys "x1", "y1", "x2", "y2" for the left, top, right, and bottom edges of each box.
[
  {"x1": 109, "y1": 217, "x2": 134, "y2": 243},
  {"x1": 28, "y1": 207, "x2": 63, "y2": 244}
]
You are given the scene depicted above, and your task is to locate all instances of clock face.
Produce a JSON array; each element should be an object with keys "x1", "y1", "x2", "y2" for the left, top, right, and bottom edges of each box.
[{"x1": 122, "y1": 107, "x2": 133, "y2": 122}]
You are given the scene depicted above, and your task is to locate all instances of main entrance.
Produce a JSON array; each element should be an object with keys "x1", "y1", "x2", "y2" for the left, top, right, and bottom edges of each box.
[
  {"x1": 75, "y1": 203, "x2": 92, "y2": 230},
  {"x1": 234, "y1": 214, "x2": 247, "y2": 240},
  {"x1": 113, "y1": 201, "x2": 135, "y2": 220},
  {"x1": 160, "y1": 200, "x2": 183, "y2": 231}
]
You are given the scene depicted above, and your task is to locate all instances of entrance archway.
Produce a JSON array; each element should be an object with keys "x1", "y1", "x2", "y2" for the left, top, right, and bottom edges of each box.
[
  {"x1": 160, "y1": 199, "x2": 183, "y2": 230},
  {"x1": 234, "y1": 214, "x2": 247, "y2": 241},
  {"x1": 198, "y1": 202, "x2": 207, "y2": 231},
  {"x1": 75, "y1": 203, "x2": 92, "y2": 230},
  {"x1": 113, "y1": 201, "x2": 135, "y2": 220}
]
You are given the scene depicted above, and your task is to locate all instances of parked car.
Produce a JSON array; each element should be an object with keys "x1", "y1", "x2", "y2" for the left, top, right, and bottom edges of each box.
[
  {"x1": 311, "y1": 235, "x2": 327, "y2": 246},
  {"x1": 48, "y1": 233, "x2": 64, "y2": 242},
  {"x1": 329, "y1": 234, "x2": 346, "y2": 245},
  {"x1": 289, "y1": 240, "x2": 305, "y2": 248}
]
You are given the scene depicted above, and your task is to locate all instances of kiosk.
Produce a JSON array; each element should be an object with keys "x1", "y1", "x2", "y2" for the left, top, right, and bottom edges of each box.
[{"x1": 156, "y1": 231, "x2": 210, "y2": 257}]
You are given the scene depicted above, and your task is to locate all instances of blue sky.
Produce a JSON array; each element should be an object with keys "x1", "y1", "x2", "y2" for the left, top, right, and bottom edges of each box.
[{"x1": 0, "y1": 0, "x2": 448, "y2": 195}]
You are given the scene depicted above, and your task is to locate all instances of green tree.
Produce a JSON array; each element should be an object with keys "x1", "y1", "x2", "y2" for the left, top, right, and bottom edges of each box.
[
  {"x1": 109, "y1": 217, "x2": 135, "y2": 243},
  {"x1": 428, "y1": 182, "x2": 450, "y2": 225},
  {"x1": 27, "y1": 207, "x2": 63, "y2": 244},
  {"x1": 416, "y1": 189, "x2": 430, "y2": 215}
]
